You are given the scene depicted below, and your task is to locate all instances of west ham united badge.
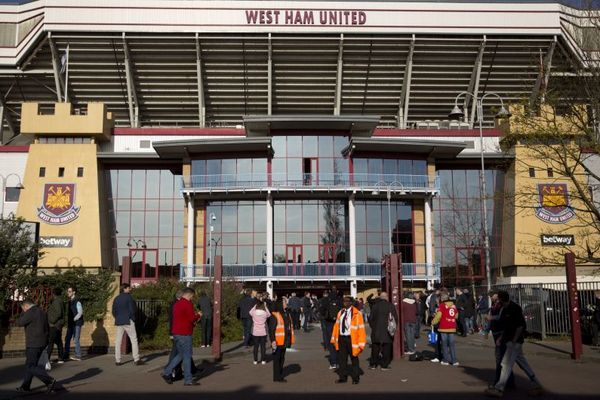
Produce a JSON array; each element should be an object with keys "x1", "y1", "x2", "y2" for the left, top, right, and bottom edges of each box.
[
  {"x1": 37, "y1": 183, "x2": 81, "y2": 225},
  {"x1": 535, "y1": 183, "x2": 575, "y2": 224}
]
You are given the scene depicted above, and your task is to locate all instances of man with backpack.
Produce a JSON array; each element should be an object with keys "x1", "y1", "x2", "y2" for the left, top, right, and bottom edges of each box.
[
  {"x1": 320, "y1": 287, "x2": 341, "y2": 369},
  {"x1": 368, "y1": 292, "x2": 398, "y2": 370}
]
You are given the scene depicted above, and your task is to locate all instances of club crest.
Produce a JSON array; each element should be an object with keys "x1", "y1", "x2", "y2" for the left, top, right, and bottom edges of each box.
[
  {"x1": 37, "y1": 183, "x2": 80, "y2": 225},
  {"x1": 535, "y1": 183, "x2": 575, "y2": 224}
]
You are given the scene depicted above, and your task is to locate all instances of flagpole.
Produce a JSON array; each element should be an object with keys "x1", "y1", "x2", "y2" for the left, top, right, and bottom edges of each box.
[{"x1": 64, "y1": 44, "x2": 69, "y2": 103}]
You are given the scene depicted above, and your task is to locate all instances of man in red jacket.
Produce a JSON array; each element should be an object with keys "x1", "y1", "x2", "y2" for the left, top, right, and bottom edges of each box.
[{"x1": 161, "y1": 287, "x2": 201, "y2": 386}]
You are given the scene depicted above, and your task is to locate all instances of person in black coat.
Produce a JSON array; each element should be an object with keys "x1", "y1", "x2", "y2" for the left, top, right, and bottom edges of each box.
[
  {"x1": 368, "y1": 292, "x2": 398, "y2": 370},
  {"x1": 46, "y1": 288, "x2": 65, "y2": 363},
  {"x1": 197, "y1": 292, "x2": 213, "y2": 347},
  {"x1": 239, "y1": 290, "x2": 258, "y2": 346},
  {"x1": 15, "y1": 299, "x2": 56, "y2": 393}
]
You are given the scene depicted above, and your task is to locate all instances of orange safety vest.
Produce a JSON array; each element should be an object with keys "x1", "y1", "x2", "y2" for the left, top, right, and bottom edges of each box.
[
  {"x1": 330, "y1": 306, "x2": 366, "y2": 357},
  {"x1": 272, "y1": 311, "x2": 295, "y2": 346}
]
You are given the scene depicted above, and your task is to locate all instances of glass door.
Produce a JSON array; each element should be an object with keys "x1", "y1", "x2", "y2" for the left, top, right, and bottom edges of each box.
[
  {"x1": 286, "y1": 244, "x2": 303, "y2": 275},
  {"x1": 319, "y1": 243, "x2": 337, "y2": 275}
]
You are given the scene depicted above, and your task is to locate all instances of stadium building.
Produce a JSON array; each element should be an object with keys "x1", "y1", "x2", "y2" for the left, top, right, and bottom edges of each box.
[{"x1": 0, "y1": 0, "x2": 598, "y2": 297}]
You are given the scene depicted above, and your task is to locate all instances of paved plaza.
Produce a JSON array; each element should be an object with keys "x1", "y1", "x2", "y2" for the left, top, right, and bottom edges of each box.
[{"x1": 0, "y1": 325, "x2": 599, "y2": 400}]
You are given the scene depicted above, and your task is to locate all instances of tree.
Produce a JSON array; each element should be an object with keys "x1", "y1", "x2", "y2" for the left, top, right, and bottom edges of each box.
[
  {"x1": 501, "y1": 3, "x2": 600, "y2": 267},
  {"x1": 0, "y1": 217, "x2": 42, "y2": 312}
]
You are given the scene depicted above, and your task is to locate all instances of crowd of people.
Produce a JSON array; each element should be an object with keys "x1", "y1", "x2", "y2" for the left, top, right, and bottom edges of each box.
[{"x1": 15, "y1": 282, "x2": 600, "y2": 396}]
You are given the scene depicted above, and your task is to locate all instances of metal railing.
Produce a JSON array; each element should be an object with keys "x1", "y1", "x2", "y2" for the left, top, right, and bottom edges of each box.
[
  {"x1": 182, "y1": 172, "x2": 439, "y2": 192},
  {"x1": 179, "y1": 262, "x2": 441, "y2": 283},
  {"x1": 476, "y1": 281, "x2": 600, "y2": 339}
]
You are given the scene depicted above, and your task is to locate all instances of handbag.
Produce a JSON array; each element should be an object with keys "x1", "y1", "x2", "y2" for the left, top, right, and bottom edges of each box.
[
  {"x1": 38, "y1": 349, "x2": 51, "y2": 371},
  {"x1": 428, "y1": 328, "x2": 438, "y2": 345},
  {"x1": 387, "y1": 311, "x2": 397, "y2": 336}
]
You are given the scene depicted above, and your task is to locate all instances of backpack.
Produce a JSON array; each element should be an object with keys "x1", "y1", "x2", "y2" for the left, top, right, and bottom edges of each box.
[
  {"x1": 387, "y1": 311, "x2": 397, "y2": 336},
  {"x1": 325, "y1": 298, "x2": 341, "y2": 322}
]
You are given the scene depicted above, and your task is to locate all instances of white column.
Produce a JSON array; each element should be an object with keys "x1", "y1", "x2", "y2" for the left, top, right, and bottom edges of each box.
[
  {"x1": 186, "y1": 194, "x2": 195, "y2": 282},
  {"x1": 424, "y1": 196, "x2": 434, "y2": 290},
  {"x1": 266, "y1": 193, "x2": 274, "y2": 293},
  {"x1": 349, "y1": 194, "x2": 357, "y2": 298}
]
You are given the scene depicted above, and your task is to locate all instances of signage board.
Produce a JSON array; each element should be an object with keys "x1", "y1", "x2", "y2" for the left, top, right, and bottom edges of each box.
[
  {"x1": 541, "y1": 234, "x2": 575, "y2": 246},
  {"x1": 40, "y1": 236, "x2": 74, "y2": 248}
]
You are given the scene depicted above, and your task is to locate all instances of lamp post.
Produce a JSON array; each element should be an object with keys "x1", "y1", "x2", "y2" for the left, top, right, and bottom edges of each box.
[
  {"x1": 372, "y1": 181, "x2": 406, "y2": 255},
  {"x1": 0, "y1": 173, "x2": 24, "y2": 219},
  {"x1": 448, "y1": 92, "x2": 511, "y2": 292}
]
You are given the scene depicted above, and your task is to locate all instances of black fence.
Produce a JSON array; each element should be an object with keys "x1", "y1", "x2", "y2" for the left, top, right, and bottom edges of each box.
[{"x1": 475, "y1": 282, "x2": 600, "y2": 340}]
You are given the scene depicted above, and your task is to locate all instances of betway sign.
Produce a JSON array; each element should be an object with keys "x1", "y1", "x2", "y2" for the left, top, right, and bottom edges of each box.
[
  {"x1": 245, "y1": 9, "x2": 367, "y2": 26},
  {"x1": 40, "y1": 236, "x2": 73, "y2": 248},
  {"x1": 540, "y1": 235, "x2": 575, "y2": 246}
]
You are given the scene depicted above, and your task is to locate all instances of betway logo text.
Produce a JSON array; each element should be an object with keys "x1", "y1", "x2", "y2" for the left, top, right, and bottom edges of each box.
[
  {"x1": 541, "y1": 235, "x2": 574, "y2": 246},
  {"x1": 40, "y1": 236, "x2": 73, "y2": 248}
]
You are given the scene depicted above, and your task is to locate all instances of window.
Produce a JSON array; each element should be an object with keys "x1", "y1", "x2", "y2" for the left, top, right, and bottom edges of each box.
[
  {"x1": 5, "y1": 187, "x2": 20, "y2": 202},
  {"x1": 529, "y1": 168, "x2": 535, "y2": 178},
  {"x1": 547, "y1": 168, "x2": 554, "y2": 178},
  {"x1": 77, "y1": 167, "x2": 84, "y2": 177},
  {"x1": 39, "y1": 167, "x2": 45, "y2": 177},
  {"x1": 58, "y1": 167, "x2": 65, "y2": 177}
]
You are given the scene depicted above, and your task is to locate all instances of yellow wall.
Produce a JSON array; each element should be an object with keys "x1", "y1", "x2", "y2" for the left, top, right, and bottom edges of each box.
[
  {"x1": 502, "y1": 143, "x2": 591, "y2": 268},
  {"x1": 183, "y1": 199, "x2": 206, "y2": 269},
  {"x1": 16, "y1": 143, "x2": 105, "y2": 268},
  {"x1": 20, "y1": 103, "x2": 113, "y2": 141}
]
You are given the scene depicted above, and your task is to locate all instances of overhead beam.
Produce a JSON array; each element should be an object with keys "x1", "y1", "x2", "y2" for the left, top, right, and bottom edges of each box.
[
  {"x1": 122, "y1": 33, "x2": 139, "y2": 128},
  {"x1": 268, "y1": 33, "x2": 272, "y2": 116},
  {"x1": 397, "y1": 35, "x2": 415, "y2": 129},
  {"x1": 48, "y1": 33, "x2": 64, "y2": 102},
  {"x1": 529, "y1": 36, "x2": 557, "y2": 109},
  {"x1": 334, "y1": 34, "x2": 344, "y2": 116},
  {"x1": 467, "y1": 36, "x2": 486, "y2": 128},
  {"x1": 0, "y1": 88, "x2": 17, "y2": 144},
  {"x1": 195, "y1": 33, "x2": 206, "y2": 127}
]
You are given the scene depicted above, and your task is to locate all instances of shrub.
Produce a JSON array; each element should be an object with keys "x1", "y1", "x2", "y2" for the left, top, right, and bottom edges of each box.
[
  {"x1": 14, "y1": 268, "x2": 115, "y2": 322},
  {"x1": 132, "y1": 278, "x2": 244, "y2": 348}
]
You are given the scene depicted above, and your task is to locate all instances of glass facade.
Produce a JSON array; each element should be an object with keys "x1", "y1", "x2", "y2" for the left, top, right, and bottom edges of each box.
[
  {"x1": 355, "y1": 200, "x2": 414, "y2": 263},
  {"x1": 433, "y1": 168, "x2": 505, "y2": 286},
  {"x1": 205, "y1": 201, "x2": 267, "y2": 264},
  {"x1": 273, "y1": 200, "x2": 348, "y2": 264},
  {"x1": 353, "y1": 157, "x2": 427, "y2": 185},
  {"x1": 104, "y1": 168, "x2": 184, "y2": 277}
]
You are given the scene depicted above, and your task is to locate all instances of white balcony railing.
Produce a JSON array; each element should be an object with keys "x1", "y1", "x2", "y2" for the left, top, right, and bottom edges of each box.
[
  {"x1": 182, "y1": 173, "x2": 439, "y2": 193},
  {"x1": 179, "y1": 262, "x2": 441, "y2": 283}
]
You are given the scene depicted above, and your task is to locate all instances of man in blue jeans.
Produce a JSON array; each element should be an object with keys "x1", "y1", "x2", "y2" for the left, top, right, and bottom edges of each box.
[
  {"x1": 64, "y1": 286, "x2": 83, "y2": 361},
  {"x1": 162, "y1": 287, "x2": 201, "y2": 386}
]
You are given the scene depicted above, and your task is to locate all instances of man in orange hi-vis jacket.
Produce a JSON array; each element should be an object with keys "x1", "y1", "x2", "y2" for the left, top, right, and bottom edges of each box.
[{"x1": 331, "y1": 296, "x2": 367, "y2": 384}]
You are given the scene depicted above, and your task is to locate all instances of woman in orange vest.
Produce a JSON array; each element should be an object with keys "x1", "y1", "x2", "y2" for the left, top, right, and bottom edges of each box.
[
  {"x1": 331, "y1": 296, "x2": 367, "y2": 384},
  {"x1": 268, "y1": 297, "x2": 295, "y2": 383}
]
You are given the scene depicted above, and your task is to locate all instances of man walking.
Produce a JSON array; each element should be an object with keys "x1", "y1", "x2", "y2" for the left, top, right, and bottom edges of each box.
[
  {"x1": 320, "y1": 288, "x2": 341, "y2": 369},
  {"x1": 239, "y1": 289, "x2": 257, "y2": 347},
  {"x1": 331, "y1": 296, "x2": 367, "y2": 384},
  {"x1": 432, "y1": 292, "x2": 459, "y2": 366},
  {"x1": 197, "y1": 291, "x2": 213, "y2": 347},
  {"x1": 287, "y1": 292, "x2": 302, "y2": 330},
  {"x1": 46, "y1": 288, "x2": 65, "y2": 364},
  {"x1": 402, "y1": 292, "x2": 418, "y2": 355},
  {"x1": 64, "y1": 286, "x2": 83, "y2": 361},
  {"x1": 302, "y1": 292, "x2": 312, "y2": 332},
  {"x1": 15, "y1": 299, "x2": 57, "y2": 393},
  {"x1": 368, "y1": 292, "x2": 397, "y2": 370},
  {"x1": 113, "y1": 283, "x2": 144, "y2": 366},
  {"x1": 161, "y1": 287, "x2": 202, "y2": 386},
  {"x1": 484, "y1": 291, "x2": 543, "y2": 397}
]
